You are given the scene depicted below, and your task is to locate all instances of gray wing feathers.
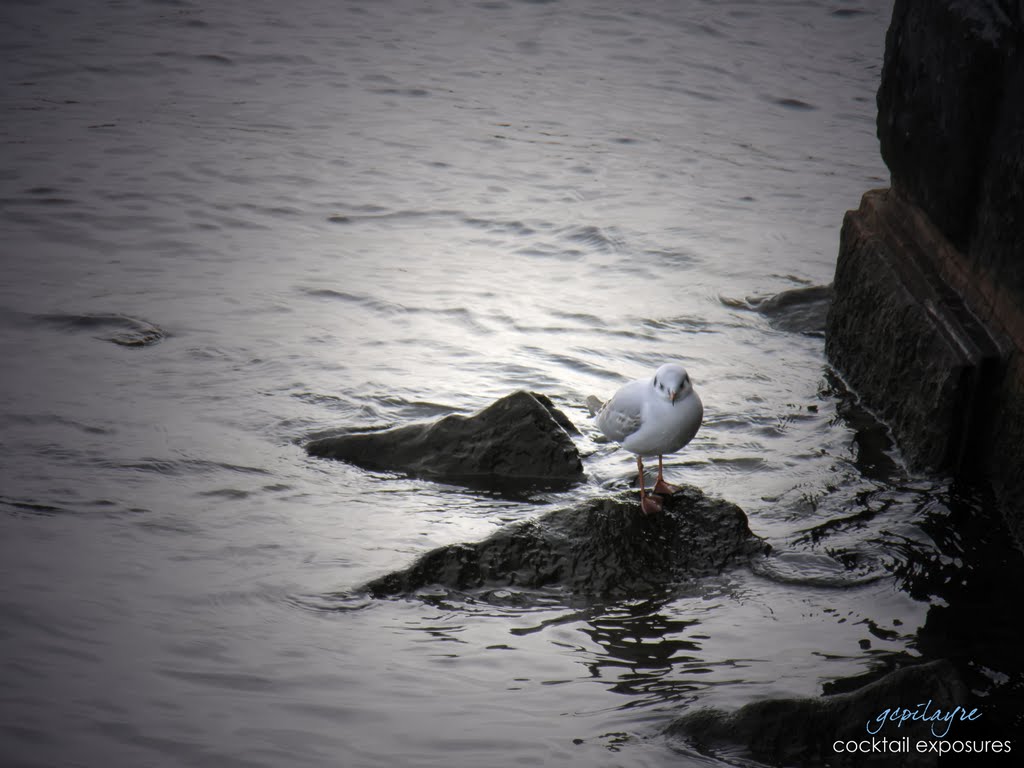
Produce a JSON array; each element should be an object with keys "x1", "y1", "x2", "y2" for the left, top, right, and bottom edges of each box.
[
  {"x1": 596, "y1": 407, "x2": 642, "y2": 442},
  {"x1": 591, "y1": 383, "x2": 644, "y2": 442}
]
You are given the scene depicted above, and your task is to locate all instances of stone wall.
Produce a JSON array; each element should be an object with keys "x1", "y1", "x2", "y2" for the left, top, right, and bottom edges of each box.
[{"x1": 826, "y1": 0, "x2": 1024, "y2": 543}]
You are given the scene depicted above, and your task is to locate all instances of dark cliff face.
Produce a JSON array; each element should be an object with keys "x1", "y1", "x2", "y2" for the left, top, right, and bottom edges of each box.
[
  {"x1": 876, "y1": 0, "x2": 1024, "y2": 299},
  {"x1": 825, "y1": 189, "x2": 1002, "y2": 473},
  {"x1": 972, "y1": 52, "x2": 1024, "y2": 307},
  {"x1": 876, "y1": 0, "x2": 1020, "y2": 250},
  {"x1": 828, "y1": 0, "x2": 1024, "y2": 545}
]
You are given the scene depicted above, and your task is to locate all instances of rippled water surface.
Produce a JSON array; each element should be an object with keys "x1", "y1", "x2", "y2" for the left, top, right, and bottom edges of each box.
[{"x1": 4, "y1": 1, "x2": 1013, "y2": 766}]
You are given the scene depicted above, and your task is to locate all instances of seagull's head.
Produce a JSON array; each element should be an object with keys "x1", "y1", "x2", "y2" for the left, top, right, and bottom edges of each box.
[{"x1": 652, "y1": 363, "x2": 693, "y2": 405}]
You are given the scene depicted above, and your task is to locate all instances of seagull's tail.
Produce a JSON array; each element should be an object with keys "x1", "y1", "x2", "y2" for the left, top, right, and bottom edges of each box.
[{"x1": 584, "y1": 395, "x2": 604, "y2": 418}]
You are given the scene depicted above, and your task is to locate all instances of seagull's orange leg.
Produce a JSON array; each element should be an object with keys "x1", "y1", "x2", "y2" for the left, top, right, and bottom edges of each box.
[
  {"x1": 637, "y1": 455, "x2": 662, "y2": 514},
  {"x1": 653, "y1": 454, "x2": 682, "y2": 496}
]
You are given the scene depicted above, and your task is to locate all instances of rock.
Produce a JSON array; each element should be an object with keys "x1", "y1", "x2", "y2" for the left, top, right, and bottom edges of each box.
[
  {"x1": 825, "y1": 189, "x2": 1001, "y2": 472},
  {"x1": 876, "y1": 0, "x2": 1020, "y2": 249},
  {"x1": 36, "y1": 312, "x2": 166, "y2": 347},
  {"x1": 745, "y1": 284, "x2": 833, "y2": 336},
  {"x1": 306, "y1": 391, "x2": 584, "y2": 490},
  {"x1": 362, "y1": 486, "x2": 768, "y2": 599},
  {"x1": 829, "y1": 0, "x2": 1024, "y2": 545},
  {"x1": 823, "y1": 370, "x2": 901, "y2": 482},
  {"x1": 970, "y1": 52, "x2": 1024, "y2": 324},
  {"x1": 668, "y1": 660, "x2": 969, "y2": 767}
]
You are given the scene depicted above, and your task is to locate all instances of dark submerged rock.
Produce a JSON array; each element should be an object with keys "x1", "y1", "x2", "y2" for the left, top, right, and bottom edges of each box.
[
  {"x1": 306, "y1": 390, "x2": 584, "y2": 490},
  {"x1": 746, "y1": 284, "x2": 833, "y2": 336},
  {"x1": 363, "y1": 486, "x2": 768, "y2": 599},
  {"x1": 37, "y1": 312, "x2": 165, "y2": 347},
  {"x1": 668, "y1": 659, "x2": 968, "y2": 767}
]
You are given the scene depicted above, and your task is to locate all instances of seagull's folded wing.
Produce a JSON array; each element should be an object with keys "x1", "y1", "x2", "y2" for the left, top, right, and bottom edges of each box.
[{"x1": 594, "y1": 386, "x2": 643, "y2": 442}]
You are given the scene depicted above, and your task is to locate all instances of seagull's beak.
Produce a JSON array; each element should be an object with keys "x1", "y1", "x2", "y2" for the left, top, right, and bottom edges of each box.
[{"x1": 670, "y1": 391, "x2": 677, "y2": 405}]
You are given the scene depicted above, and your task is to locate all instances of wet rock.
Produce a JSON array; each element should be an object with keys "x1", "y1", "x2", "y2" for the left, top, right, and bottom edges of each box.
[
  {"x1": 363, "y1": 486, "x2": 768, "y2": 599},
  {"x1": 825, "y1": 371, "x2": 901, "y2": 483},
  {"x1": 829, "y1": 0, "x2": 1024, "y2": 544},
  {"x1": 741, "y1": 284, "x2": 833, "y2": 336},
  {"x1": 306, "y1": 391, "x2": 584, "y2": 490},
  {"x1": 826, "y1": 189, "x2": 1002, "y2": 472},
  {"x1": 668, "y1": 659, "x2": 969, "y2": 767},
  {"x1": 971, "y1": 51, "x2": 1024, "y2": 294},
  {"x1": 877, "y1": 0, "x2": 1020, "y2": 249}
]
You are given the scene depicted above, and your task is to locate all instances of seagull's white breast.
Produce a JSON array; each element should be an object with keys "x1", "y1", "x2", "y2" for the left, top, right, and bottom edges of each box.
[
  {"x1": 621, "y1": 389, "x2": 703, "y2": 457},
  {"x1": 592, "y1": 369, "x2": 704, "y2": 458}
]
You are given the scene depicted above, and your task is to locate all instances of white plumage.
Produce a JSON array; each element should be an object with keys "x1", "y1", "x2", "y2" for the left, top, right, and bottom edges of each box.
[{"x1": 587, "y1": 363, "x2": 703, "y2": 514}]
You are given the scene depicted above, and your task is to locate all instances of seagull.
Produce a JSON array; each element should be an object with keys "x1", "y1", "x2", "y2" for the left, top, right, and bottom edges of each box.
[{"x1": 586, "y1": 363, "x2": 703, "y2": 514}]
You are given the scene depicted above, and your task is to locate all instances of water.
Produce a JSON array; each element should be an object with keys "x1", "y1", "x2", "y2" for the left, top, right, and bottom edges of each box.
[{"x1": 2, "y1": 1, "x2": 1016, "y2": 766}]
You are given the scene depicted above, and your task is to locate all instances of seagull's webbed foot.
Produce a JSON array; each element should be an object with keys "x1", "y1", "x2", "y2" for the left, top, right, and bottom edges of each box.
[
  {"x1": 640, "y1": 493, "x2": 663, "y2": 515},
  {"x1": 653, "y1": 478, "x2": 681, "y2": 496},
  {"x1": 636, "y1": 455, "x2": 663, "y2": 515},
  {"x1": 654, "y1": 455, "x2": 682, "y2": 496}
]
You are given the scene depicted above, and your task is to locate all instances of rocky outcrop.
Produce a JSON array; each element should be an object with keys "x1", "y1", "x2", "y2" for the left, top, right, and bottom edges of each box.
[
  {"x1": 362, "y1": 486, "x2": 768, "y2": 599},
  {"x1": 876, "y1": 0, "x2": 1021, "y2": 250},
  {"x1": 306, "y1": 391, "x2": 584, "y2": 491},
  {"x1": 826, "y1": 0, "x2": 1024, "y2": 541},
  {"x1": 668, "y1": 660, "x2": 969, "y2": 767},
  {"x1": 827, "y1": 189, "x2": 1001, "y2": 471},
  {"x1": 875, "y1": 0, "x2": 1024, "y2": 321}
]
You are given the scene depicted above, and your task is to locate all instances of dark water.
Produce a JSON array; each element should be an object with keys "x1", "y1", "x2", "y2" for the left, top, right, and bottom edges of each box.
[{"x1": 2, "y1": 1, "x2": 1018, "y2": 766}]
